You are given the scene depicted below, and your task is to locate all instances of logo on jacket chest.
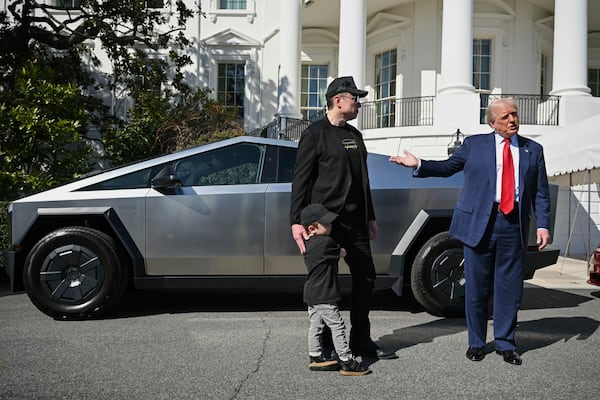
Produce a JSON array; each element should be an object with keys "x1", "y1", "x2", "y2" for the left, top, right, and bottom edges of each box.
[{"x1": 341, "y1": 138, "x2": 358, "y2": 150}]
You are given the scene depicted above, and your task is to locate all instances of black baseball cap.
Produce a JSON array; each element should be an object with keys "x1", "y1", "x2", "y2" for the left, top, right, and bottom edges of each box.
[
  {"x1": 325, "y1": 76, "x2": 368, "y2": 99},
  {"x1": 300, "y1": 204, "x2": 338, "y2": 226}
]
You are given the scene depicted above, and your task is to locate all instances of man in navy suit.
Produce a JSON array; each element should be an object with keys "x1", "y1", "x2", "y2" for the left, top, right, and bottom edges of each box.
[{"x1": 389, "y1": 98, "x2": 551, "y2": 365}]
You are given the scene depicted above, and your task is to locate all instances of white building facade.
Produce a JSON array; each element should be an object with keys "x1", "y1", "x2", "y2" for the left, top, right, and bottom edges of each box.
[
  {"x1": 182, "y1": 0, "x2": 600, "y2": 259},
  {"x1": 10, "y1": 0, "x2": 600, "y2": 257}
]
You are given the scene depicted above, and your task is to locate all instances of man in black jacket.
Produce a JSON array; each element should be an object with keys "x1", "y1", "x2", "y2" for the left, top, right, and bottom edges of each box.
[{"x1": 290, "y1": 76, "x2": 396, "y2": 360}]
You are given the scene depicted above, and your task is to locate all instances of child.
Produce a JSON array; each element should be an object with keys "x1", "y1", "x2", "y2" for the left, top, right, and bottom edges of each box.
[{"x1": 300, "y1": 203, "x2": 371, "y2": 376}]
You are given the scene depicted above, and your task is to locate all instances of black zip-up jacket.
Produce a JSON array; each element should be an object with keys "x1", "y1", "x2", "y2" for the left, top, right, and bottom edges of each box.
[{"x1": 290, "y1": 117, "x2": 376, "y2": 227}]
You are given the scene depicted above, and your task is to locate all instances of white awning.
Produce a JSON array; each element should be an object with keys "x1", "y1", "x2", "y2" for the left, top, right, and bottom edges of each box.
[{"x1": 536, "y1": 114, "x2": 600, "y2": 183}]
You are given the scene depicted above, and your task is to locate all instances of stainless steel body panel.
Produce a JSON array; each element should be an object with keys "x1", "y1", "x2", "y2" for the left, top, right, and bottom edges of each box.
[
  {"x1": 10, "y1": 192, "x2": 148, "y2": 257},
  {"x1": 263, "y1": 183, "x2": 305, "y2": 275},
  {"x1": 145, "y1": 185, "x2": 266, "y2": 275},
  {"x1": 370, "y1": 187, "x2": 460, "y2": 273}
]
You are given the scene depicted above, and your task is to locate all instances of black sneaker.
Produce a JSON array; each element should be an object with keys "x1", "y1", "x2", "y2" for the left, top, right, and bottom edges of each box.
[
  {"x1": 309, "y1": 355, "x2": 339, "y2": 371},
  {"x1": 339, "y1": 358, "x2": 372, "y2": 376}
]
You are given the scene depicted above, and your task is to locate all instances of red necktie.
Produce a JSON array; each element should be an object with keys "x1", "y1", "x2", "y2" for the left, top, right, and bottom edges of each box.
[{"x1": 500, "y1": 138, "x2": 514, "y2": 214}]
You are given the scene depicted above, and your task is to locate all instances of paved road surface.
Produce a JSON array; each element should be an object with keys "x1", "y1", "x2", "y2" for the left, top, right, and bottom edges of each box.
[{"x1": 1, "y1": 260, "x2": 599, "y2": 400}]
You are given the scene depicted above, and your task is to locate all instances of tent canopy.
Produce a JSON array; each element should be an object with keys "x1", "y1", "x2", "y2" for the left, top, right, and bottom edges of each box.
[
  {"x1": 536, "y1": 114, "x2": 600, "y2": 184},
  {"x1": 536, "y1": 114, "x2": 600, "y2": 259}
]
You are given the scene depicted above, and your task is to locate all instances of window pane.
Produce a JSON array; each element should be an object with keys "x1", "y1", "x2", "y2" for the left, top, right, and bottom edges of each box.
[
  {"x1": 481, "y1": 75, "x2": 490, "y2": 90},
  {"x1": 481, "y1": 57, "x2": 490, "y2": 73},
  {"x1": 300, "y1": 64, "x2": 329, "y2": 120},
  {"x1": 481, "y1": 40, "x2": 490, "y2": 54},
  {"x1": 261, "y1": 146, "x2": 297, "y2": 183},
  {"x1": 55, "y1": 0, "x2": 81, "y2": 9},
  {"x1": 276, "y1": 147, "x2": 297, "y2": 183},
  {"x1": 589, "y1": 68, "x2": 600, "y2": 97},
  {"x1": 217, "y1": 63, "x2": 245, "y2": 119},
  {"x1": 175, "y1": 143, "x2": 263, "y2": 186},
  {"x1": 220, "y1": 0, "x2": 246, "y2": 10},
  {"x1": 374, "y1": 49, "x2": 397, "y2": 128},
  {"x1": 80, "y1": 166, "x2": 165, "y2": 190},
  {"x1": 473, "y1": 39, "x2": 492, "y2": 91}
]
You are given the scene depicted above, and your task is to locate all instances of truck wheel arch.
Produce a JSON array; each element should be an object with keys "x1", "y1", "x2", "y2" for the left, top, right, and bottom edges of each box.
[
  {"x1": 12, "y1": 207, "x2": 144, "y2": 292},
  {"x1": 389, "y1": 209, "x2": 465, "y2": 316}
]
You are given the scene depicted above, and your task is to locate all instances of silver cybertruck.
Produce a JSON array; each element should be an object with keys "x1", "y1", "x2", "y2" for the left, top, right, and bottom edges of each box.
[{"x1": 2, "y1": 136, "x2": 559, "y2": 319}]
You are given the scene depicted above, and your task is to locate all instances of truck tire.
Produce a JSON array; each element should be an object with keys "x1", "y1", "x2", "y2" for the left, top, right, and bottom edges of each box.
[
  {"x1": 23, "y1": 227, "x2": 128, "y2": 319},
  {"x1": 411, "y1": 232, "x2": 465, "y2": 317}
]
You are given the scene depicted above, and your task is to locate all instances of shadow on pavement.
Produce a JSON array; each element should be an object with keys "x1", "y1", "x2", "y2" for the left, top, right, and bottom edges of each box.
[
  {"x1": 106, "y1": 288, "x2": 422, "y2": 319},
  {"x1": 375, "y1": 317, "x2": 466, "y2": 354},
  {"x1": 96, "y1": 284, "x2": 598, "y2": 319},
  {"x1": 2, "y1": 269, "x2": 596, "y2": 320},
  {"x1": 371, "y1": 314, "x2": 600, "y2": 364},
  {"x1": 521, "y1": 286, "x2": 596, "y2": 310},
  {"x1": 517, "y1": 316, "x2": 600, "y2": 354},
  {"x1": 0, "y1": 271, "x2": 20, "y2": 298}
]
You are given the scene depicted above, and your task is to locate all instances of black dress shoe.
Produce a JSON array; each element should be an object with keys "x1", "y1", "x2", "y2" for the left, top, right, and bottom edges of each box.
[
  {"x1": 496, "y1": 350, "x2": 522, "y2": 365},
  {"x1": 353, "y1": 341, "x2": 398, "y2": 359},
  {"x1": 374, "y1": 348, "x2": 398, "y2": 360},
  {"x1": 465, "y1": 347, "x2": 485, "y2": 361}
]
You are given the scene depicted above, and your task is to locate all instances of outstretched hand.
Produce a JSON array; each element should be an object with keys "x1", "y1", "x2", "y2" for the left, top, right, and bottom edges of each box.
[{"x1": 389, "y1": 149, "x2": 419, "y2": 168}]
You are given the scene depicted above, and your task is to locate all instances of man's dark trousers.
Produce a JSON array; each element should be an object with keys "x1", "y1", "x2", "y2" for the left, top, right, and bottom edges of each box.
[
  {"x1": 463, "y1": 208, "x2": 524, "y2": 351},
  {"x1": 332, "y1": 221, "x2": 375, "y2": 352}
]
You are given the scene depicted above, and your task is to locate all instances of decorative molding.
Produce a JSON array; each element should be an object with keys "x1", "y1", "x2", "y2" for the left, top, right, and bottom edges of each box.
[
  {"x1": 301, "y1": 28, "x2": 338, "y2": 45},
  {"x1": 207, "y1": 0, "x2": 257, "y2": 24},
  {"x1": 475, "y1": 0, "x2": 516, "y2": 17},
  {"x1": 202, "y1": 28, "x2": 261, "y2": 48},
  {"x1": 534, "y1": 16, "x2": 554, "y2": 39},
  {"x1": 367, "y1": 12, "x2": 410, "y2": 39}
]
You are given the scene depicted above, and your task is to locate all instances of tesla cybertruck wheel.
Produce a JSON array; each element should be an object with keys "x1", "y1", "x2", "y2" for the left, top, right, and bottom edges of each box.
[
  {"x1": 23, "y1": 227, "x2": 128, "y2": 319},
  {"x1": 411, "y1": 232, "x2": 465, "y2": 317}
]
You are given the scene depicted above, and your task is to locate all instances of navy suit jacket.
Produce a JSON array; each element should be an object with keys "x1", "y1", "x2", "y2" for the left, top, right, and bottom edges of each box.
[{"x1": 417, "y1": 132, "x2": 550, "y2": 250}]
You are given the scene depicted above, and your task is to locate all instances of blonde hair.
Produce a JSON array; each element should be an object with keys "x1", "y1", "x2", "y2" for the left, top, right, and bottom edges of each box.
[{"x1": 486, "y1": 98, "x2": 519, "y2": 124}]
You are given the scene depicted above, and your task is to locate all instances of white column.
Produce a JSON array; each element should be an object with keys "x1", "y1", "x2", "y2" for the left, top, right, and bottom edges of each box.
[
  {"x1": 438, "y1": 0, "x2": 475, "y2": 94},
  {"x1": 434, "y1": 0, "x2": 479, "y2": 128},
  {"x1": 550, "y1": 0, "x2": 591, "y2": 96},
  {"x1": 278, "y1": 0, "x2": 302, "y2": 118},
  {"x1": 338, "y1": 0, "x2": 366, "y2": 89}
]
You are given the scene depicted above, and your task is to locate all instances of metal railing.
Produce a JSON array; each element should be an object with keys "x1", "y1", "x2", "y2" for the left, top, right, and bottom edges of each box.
[
  {"x1": 278, "y1": 117, "x2": 312, "y2": 141},
  {"x1": 479, "y1": 94, "x2": 559, "y2": 125},
  {"x1": 247, "y1": 115, "x2": 315, "y2": 142},
  {"x1": 358, "y1": 96, "x2": 435, "y2": 129},
  {"x1": 248, "y1": 93, "x2": 560, "y2": 140}
]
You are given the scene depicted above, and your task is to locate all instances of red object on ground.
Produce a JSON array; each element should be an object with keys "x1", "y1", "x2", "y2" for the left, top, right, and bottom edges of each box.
[{"x1": 589, "y1": 245, "x2": 600, "y2": 286}]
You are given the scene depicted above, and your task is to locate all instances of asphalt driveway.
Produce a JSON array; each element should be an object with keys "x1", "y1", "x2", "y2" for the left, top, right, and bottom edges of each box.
[{"x1": 0, "y1": 270, "x2": 599, "y2": 400}]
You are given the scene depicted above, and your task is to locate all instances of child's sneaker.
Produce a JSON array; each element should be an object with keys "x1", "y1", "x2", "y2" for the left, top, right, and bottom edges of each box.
[
  {"x1": 309, "y1": 355, "x2": 339, "y2": 371},
  {"x1": 339, "y1": 358, "x2": 372, "y2": 376}
]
